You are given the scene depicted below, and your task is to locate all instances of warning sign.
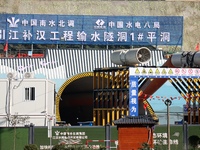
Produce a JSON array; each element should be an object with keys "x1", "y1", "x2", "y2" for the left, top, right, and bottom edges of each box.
[
  {"x1": 142, "y1": 68, "x2": 147, "y2": 74},
  {"x1": 155, "y1": 69, "x2": 160, "y2": 75},
  {"x1": 175, "y1": 68, "x2": 180, "y2": 74},
  {"x1": 161, "y1": 69, "x2": 167, "y2": 75},
  {"x1": 168, "y1": 69, "x2": 173, "y2": 75},
  {"x1": 148, "y1": 69, "x2": 153, "y2": 74},
  {"x1": 129, "y1": 67, "x2": 200, "y2": 78},
  {"x1": 188, "y1": 69, "x2": 193, "y2": 74},
  {"x1": 135, "y1": 68, "x2": 140, "y2": 74},
  {"x1": 194, "y1": 69, "x2": 200, "y2": 75},
  {"x1": 181, "y1": 69, "x2": 186, "y2": 74}
]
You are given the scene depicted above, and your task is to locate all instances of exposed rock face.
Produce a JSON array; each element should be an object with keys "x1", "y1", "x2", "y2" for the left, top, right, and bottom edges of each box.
[{"x1": 0, "y1": 0, "x2": 200, "y2": 50}]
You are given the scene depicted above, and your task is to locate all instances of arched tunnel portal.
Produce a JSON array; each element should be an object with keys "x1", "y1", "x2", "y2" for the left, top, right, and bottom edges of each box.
[
  {"x1": 56, "y1": 72, "x2": 94, "y2": 125},
  {"x1": 56, "y1": 72, "x2": 155, "y2": 126}
]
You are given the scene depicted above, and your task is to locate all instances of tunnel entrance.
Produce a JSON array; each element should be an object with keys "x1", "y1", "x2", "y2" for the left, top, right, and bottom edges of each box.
[
  {"x1": 57, "y1": 70, "x2": 159, "y2": 126},
  {"x1": 59, "y1": 75, "x2": 93, "y2": 126}
]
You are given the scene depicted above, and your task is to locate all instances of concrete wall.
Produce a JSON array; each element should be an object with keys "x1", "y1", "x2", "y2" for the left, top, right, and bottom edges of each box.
[{"x1": 0, "y1": 0, "x2": 200, "y2": 50}]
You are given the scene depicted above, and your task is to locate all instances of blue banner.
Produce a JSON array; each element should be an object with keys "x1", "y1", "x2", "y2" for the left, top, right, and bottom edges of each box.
[
  {"x1": 0, "y1": 14, "x2": 183, "y2": 45},
  {"x1": 129, "y1": 76, "x2": 139, "y2": 116}
]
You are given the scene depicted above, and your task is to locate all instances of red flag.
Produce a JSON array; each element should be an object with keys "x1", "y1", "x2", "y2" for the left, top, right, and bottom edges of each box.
[
  {"x1": 4, "y1": 41, "x2": 8, "y2": 52},
  {"x1": 186, "y1": 93, "x2": 190, "y2": 98},
  {"x1": 143, "y1": 103, "x2": 148, "y2": 110},
  {"x1": 195, "y1": 43, "x2": 199, "y2": 51},
  {"x1": 144, "y1": 94, "x2": 148, "y2": 98},
  {"x1": 156, "y1": 96, "x2": 160, "y2": 99}
]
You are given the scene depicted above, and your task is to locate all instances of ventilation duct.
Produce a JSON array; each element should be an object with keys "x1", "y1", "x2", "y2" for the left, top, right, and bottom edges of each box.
[
  {"x1": 111, "y1": 47, "x2": 151, "y2": 66},
  {"x1": 171, "y1": 51, "x2": 200, "y2": 67}
]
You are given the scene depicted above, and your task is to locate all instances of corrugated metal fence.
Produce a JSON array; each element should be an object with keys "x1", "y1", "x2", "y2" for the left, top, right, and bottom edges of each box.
[{"x1": 0, "y1": 49, "x2": 165, "y2": 79}]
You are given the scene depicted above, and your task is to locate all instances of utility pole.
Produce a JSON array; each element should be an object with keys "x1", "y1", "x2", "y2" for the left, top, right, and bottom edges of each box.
[
  {"x1": 48, "y1": 116, "x2": 53, "y2": 150},
  {"x1": 183, "y1": 121, "x2": 188, "y2": 150},
  {"x1": 165, "y1": 99, "x2": 172, "y2": 150}
]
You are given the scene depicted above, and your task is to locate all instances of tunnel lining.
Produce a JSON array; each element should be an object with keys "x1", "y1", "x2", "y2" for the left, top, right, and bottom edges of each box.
[{"x1": 56, "y1": 72, "x2": 94, "y2": 122}]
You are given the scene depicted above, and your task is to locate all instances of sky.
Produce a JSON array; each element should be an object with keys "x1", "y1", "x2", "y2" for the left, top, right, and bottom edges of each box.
[
  {"x1": 148, "y1": 80, "x2": 186, "y2": 112},
  {"x1": 147, "y1": 81, "x2": 187, "y2": 124}
]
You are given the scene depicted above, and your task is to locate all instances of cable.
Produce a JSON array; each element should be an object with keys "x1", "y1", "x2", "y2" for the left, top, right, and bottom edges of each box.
[
  {"x1": 5, "y1": 78, "x2": 12, "y2": 125},
  {"x1": 13, "y1": 78, "x2": 24, "y2": 89}
]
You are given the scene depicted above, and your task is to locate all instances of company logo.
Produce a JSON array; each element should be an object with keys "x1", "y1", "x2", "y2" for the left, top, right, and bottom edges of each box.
[
  {"x1": 7, "y1": 17, "x2": 20, "y2": 27},
  {"x1": 94, "y1": 19, "x2": 106, "y2": 30}
]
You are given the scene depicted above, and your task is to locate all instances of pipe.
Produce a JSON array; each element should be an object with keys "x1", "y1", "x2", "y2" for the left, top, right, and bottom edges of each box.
[
  {"x1": 171, "y1": 51, "x2": 200, "y2": 67},
  {"x1": 111, "y1": 47, "x2": 151, "y2": 66}
]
